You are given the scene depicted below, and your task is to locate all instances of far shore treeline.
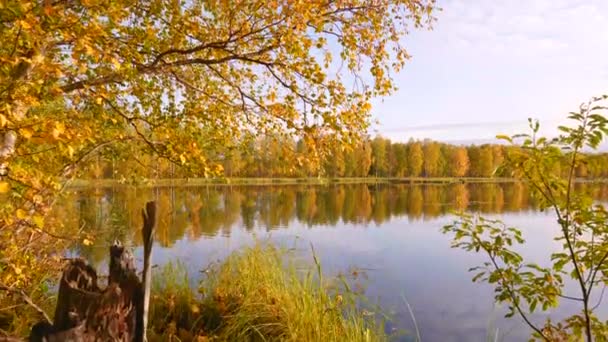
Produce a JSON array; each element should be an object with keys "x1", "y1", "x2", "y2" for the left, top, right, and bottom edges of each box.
[{"x1": 85, "y1": 135, "x2": 608, "y2": 180}]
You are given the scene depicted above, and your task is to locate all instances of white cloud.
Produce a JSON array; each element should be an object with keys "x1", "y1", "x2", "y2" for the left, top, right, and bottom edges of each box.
[
  {"x1": 439, "y1": 0, "x2": 608, "y2": 61},
  {"x1": 372, "y1": 0, "x2": 608, "y2": 142}
]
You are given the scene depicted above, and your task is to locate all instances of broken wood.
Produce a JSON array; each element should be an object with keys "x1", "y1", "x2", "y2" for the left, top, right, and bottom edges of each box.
[{"x1": 27, "y1": 201, "x2": 156, "y2": 342}]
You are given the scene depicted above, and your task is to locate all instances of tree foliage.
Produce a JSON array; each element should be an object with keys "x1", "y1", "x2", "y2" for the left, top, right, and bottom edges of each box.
[
  {"x1": 407, "y1": 140, "x2": 423, "y2": 177},
  {"x1": 422, "y1": 140, "x2": 440, "y2": 177},
  {"x1": 0, "y1": 0, "x2": 437, "y2": 332},
  {"x1": 443, "y1": 95, "x2": 608, "y2": 341},
  {"x1": 449, "y1": 146, "x2": 469, "y2": 177}
]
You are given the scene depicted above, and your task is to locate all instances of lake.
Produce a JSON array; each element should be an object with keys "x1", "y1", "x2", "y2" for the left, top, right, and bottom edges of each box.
[{"x1": 59, "y1": 182, "x2": 608, "y2": 341}]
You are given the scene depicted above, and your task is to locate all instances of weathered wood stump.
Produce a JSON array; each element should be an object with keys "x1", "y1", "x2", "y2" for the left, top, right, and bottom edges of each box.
[{"x1": 28, "y1": 201, "x2": 156, "y2": 342}]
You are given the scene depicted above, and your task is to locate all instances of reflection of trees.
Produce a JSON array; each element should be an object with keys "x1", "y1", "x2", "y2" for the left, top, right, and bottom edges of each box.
[
  {"x1": 504, "y1": 182, "x2": 526, "y2": 212},
  {"x1": 196, "y1": 190, "x2": 227, "y2": 238},
  {"x1": 372, "y1": 187, "x2": 388, "y2": 225},
  {"x1": 353, "y1": 185, "x2": 372, "y2": 223},
  {"x1": 493, "y1": 185, "x2": 504, "y2": 213},
  {"x1": 311, "y1": 188, "x2": 329, "y2": 225},
  {"x1": 423, "y1": 186, "x2": 442, "y2": 219},
  {"x1": 74, "y1": 187, "x2": 147, "y2": 266},
  {"x1": 407, "y1": 186, "x2": 423, "y2": 219},
  {"x1": 478, "y1": 184, "x2": 495, "y2": 213},
  {"x1": 449, "y1": 184, "x2": 469, "y2": 211},
  {"x1": 155, "y1": 190, "x2": 172, "y2": 247},
  {"x1": 260, "y1": 187, "x2": 296, "y2": 230},
  {"x1": 341, "y1": 185, "x2": 356, "y2": 223},
  {"x1": 59, "y1": 182, "x2": 606, "y2": 253},
  {"x1": 393, "y1": 185, "x2": 408, "y2": 216},
  {"x1": 187, "y1": 193, "x2": 203, "y2": 240},
  {"x1": 240, "y1": 189, "x2": 257, "y2": 231},
  {"x1": 327, "y1": 186, "x2": 345, "y2": 225},
  {"x1": 223, "y1": 189, "x2": 244, "y2": 232},
  {"x1": 296, "y1": 188, "x2": 317, "y2": 225}
]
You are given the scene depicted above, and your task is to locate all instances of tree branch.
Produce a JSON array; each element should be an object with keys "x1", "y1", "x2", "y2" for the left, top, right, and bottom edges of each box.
[{"x1": 0, "y1": 285, "x2": 52, "y2": 325}]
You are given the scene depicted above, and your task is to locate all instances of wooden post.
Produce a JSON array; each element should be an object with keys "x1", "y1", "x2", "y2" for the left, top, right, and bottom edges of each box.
[{"x1": 139, "y1": 201, "x2": 156, "y2": 342}]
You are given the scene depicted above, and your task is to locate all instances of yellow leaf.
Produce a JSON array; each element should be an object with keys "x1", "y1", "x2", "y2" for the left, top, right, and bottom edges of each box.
[
  {"x1": 96, "y1": 97, "x2": 103, "y2": 105},
  {"x1": 180, "y1": 154, "x2": 186, "y2": 165},
  {"x1": 33, "y1": 215, "x2": 44, "y2": 228},
  {"x1": 55, "y1": 122, "x2": 65, "y2": 134},
  {"x1": 84, "y1": 44, "x2": 95, "y2": 55},
  {"x1": 191, "y1": 304, "x2": 200, "y2": 314},
  {"x1": 16, "y1": 209, "x2": 27, "y2": 220},
  {"x1": 83, "y1": 238, "x2": 93, "y2": 246},
  {"x1": 0, "y1": 181, "x2": 9, "y2": 193},
  {"x1": 20, "y1": 128, "x2": 33, "y2": 139},
  {"x1": 67, "y1": 145, "x2": 74, "y2": 157},
  {"x1": 19, "y1": 20, "x2": 31, "y2": 30},
  {"x1": 0, "y1": 114, "x2": 6, "y2": 127},
  {"x1": 111, "y1": 57, "x2": 121, "y2": 70},
  {"x1": 32, "y1": 54, "x2": 44, "y2": 65}
]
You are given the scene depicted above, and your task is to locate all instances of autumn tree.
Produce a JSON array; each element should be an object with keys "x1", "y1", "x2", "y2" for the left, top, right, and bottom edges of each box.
[
  {"x1": 392, "y1": 143, "x2": 408, "y2": 177},
  {"x1": 466, "y1": 146, "x2": 480, "y2": 177},
  {"x1": 222, "y1": 147, "x2": 244, "y2": 178},
  {"x1": 422, "y1": 140, "x2": 441, "y2": 177},
  {"x1": 492, "y1": 145, "x2": 505, "y2": 173},
  {"x1": 386, "y1": 141, "x2": 397, "y2": 176},
  {"x1": 323, "y1": 140, "x2": 346, "y2": 178},
  {"x1": 478, "y1": 145, "x2": 495, "y2": 177},
  {"x1": 370, "y1": 136, "x2": 389, "y2": 177},
  {"x1": 0, "y1": 0, "x2": 437, "y2": 330},
  {"x1": 355, "y1": 139, "x2": 374, "y2": 177},
  {"x1": 449, "y1": 146, "x2": 470, "y2": 177},
  {"x1": 468, "y1": 145, "x2": 494, "y2": 177},
  {"x1": 407, "y1": 141, "x2": 424, "y2": 177}
]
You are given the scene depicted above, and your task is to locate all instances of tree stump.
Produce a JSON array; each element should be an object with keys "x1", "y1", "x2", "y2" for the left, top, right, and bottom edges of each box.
[
  {"x1": 27, "y1": 244, "x2": 141, "y2": 342},
  {"x1": 28, "y1": 201, "x2": 156, "y2": 342}
]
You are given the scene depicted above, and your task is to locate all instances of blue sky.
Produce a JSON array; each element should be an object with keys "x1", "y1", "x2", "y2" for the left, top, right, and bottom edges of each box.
[{"x1": 371, "y1": 0, "x2": 608, "y2": 143}]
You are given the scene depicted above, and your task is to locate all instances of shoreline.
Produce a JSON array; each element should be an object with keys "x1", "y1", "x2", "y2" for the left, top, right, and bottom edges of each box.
[
  {"x1": 66, "y1": 177, "x2": 608, "y2": 188},
  {"x1": 68, "y1": 177, "x2": 521, "y2": 188}
]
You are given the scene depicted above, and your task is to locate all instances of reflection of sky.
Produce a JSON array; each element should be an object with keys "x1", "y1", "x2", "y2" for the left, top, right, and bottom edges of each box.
[{"x1": 131, "y1": 209, "x2": 607, "y2": 342}]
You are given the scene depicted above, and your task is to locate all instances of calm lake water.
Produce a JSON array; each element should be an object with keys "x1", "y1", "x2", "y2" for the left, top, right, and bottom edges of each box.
[{"x1": 60, "y1": 182, "x2": 608, "y2": 341}]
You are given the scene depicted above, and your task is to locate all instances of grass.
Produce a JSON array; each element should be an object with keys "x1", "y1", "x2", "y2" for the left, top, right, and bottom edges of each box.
[
  {"x1": 68, "y1": 176, "x2": 518, "y2": 188},
  {"x1": 147, "y1": 244, "x2": 387, "y2": 342}
]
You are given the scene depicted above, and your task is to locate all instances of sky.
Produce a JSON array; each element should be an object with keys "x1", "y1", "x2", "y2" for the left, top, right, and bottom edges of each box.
[{"x1": 371, "y1": 0, "x2": 608, "y2": 144}]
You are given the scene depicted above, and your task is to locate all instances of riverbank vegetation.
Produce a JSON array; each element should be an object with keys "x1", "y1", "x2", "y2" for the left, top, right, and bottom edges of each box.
[{"x1": 147, "y1": 244, "x2": 386, "y2": 342}]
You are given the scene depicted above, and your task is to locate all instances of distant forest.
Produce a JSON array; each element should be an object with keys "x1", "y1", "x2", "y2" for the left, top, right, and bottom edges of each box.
[{"x1": 89, "y1": 136, "x2": 608, "y2": 180}]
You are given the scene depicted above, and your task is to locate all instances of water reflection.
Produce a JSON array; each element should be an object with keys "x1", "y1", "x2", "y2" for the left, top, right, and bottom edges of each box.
[
  {"x1": 66, "y1": 182, "x2": 608, "y2": 264},
  {"x1": 59, "y1": 182, "x2": 608, "y2": 341}
]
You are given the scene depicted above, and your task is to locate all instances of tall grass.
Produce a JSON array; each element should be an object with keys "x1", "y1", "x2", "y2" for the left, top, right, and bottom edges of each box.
[
  {"x1": 148, "y1": 244, "x2": 387, "y2": 341},
  {"x1": 148, "y1": 261, "x2": 203, "y2": 340}
]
